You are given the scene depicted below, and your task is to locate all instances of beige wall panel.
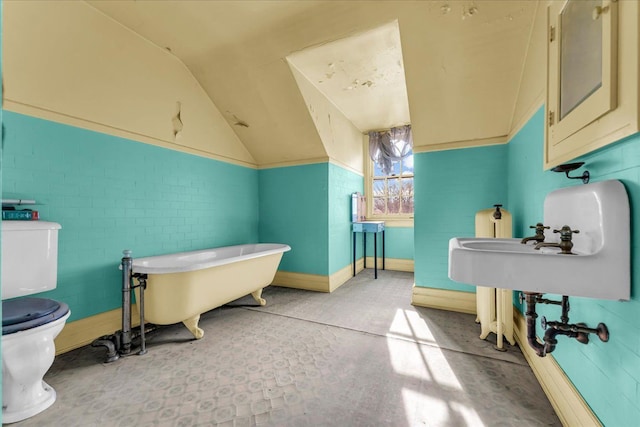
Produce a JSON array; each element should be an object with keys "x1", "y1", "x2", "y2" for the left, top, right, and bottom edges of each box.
[
  {"x1": 86, "y1": 1, "x2": 539, "y2": 163},
  {"x1": 509, "y1": 1, "x2": 547, "y2": 138},
  {"x1": 3, "y1": 1, "x2": 255, "y2": 165},
  {"x1": 288, "y1": 64, "x2": 364, "y2": 174},
  {"x1": 398, "y1": 3, "x2": 537, "y2": 149},
  {"x1": 193, "y1": 49, "x2": 330, "y2": 168}
]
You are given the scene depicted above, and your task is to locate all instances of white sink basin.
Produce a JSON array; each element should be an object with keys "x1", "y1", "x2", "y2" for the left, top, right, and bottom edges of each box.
[
  {"x1": 459, "y1": 239, "x2": 541, "y2": 253},
  {"x1": 448, "y1": 180, "x2": 630, "y2": 301}
]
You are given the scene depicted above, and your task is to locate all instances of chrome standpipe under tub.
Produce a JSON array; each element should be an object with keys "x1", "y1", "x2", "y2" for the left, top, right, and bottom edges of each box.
[{"x1": 92, "y1": 250, "x2": 150, "y2": 363}]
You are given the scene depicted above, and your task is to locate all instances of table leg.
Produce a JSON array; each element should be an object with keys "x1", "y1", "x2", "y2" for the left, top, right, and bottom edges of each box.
[
  {"x1": 352, "y1": 231, "x2": 356, "y2": 277},
  {"x1": 363, "y1": 232, "x2": 367, "y2": 269},
  {"x1": 382, "y1": 230, "x2": 385, "y2": 270},
  {"x1": 374, "y1": 231, "x2": 378, "y2": 279}
]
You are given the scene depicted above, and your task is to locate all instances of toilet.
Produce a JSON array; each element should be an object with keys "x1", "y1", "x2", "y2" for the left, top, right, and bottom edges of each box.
[{"x1": 2, "y1": 221, "x2": 70, "y2": 424}]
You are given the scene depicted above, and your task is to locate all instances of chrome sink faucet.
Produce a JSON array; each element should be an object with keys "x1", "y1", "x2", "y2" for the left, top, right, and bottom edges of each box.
[
  {"x1": 534, "y1": 225, "x2": 579, "y2": 254},
  {"x1": 521, "y1": 223, "x2": 550, "y2": 244}
]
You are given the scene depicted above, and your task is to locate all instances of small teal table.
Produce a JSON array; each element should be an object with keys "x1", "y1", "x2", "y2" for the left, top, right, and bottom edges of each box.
[{"x1": 352, "y1": 221, "x2": 385, "y2": 279}]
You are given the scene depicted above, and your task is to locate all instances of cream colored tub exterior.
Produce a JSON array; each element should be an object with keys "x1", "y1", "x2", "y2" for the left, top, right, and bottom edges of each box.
[{"x1": 132, "y1": 243, "x2": 290, "y2": 338}]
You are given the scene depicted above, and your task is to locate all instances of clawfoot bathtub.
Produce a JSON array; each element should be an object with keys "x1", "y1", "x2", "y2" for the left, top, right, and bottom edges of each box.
[{"x1": 132, "y1": 243, "x2": 290, "y2": 338}]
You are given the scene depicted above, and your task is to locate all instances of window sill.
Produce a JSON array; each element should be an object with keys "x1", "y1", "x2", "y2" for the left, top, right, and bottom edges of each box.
[{"x1": 365, "y1": 217, "x2": 414, "y2": 228}]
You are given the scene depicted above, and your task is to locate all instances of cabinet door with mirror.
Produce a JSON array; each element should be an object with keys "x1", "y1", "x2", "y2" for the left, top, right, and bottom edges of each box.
[{"x1": 545, "y1": 0, "x2": 638, "y2": 169}]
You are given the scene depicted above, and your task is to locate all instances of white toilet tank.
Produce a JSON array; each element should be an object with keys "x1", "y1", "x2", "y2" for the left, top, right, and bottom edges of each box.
[{"x1": 1, "y1": 221, "x2": 61, "y2": 300}]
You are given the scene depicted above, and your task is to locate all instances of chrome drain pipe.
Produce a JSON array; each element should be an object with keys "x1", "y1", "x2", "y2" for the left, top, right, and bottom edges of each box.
[
  {"x1": 523, "y1": 291, "x2": 609, "y2": 357},
  {"x1": 120, "y1": 250, "x2": 133, "y2": 355},
  {"x1": 135, "y1": 273, "x2": 148, "y2": 355},
  {"x1": 91, "y1": 335, "x2": 120, "y2": 363},
  {"x1": 524, "y1": 292, "x2": 546, "y2": 357},
  {"x1": 91, "y1": 250, "x2": 150, "y2": 363}
]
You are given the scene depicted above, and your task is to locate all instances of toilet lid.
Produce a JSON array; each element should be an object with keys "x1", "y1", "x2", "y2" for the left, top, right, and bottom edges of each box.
[{"x1": 2, "y1": 297, "x2": 70, "y2": 335}]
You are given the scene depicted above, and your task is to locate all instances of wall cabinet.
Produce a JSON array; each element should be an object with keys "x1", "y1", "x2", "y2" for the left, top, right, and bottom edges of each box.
[{"x1": 545, "y1": 0, "x2": 639, "y2": 169}]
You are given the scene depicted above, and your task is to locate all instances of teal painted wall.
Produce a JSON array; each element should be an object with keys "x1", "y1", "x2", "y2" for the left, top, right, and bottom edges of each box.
[
  {"x1": 2, "y1": 111, "x2": 259, "y2": 322},
  {"x1": 390, "y1": 228, "x2": 414, "y2": 259},
  {"x1": 364, "y1": 226, "x2": 414, "y2": 261},
  {"x1": 260, "y1": 162, "x2": 413, "y2": 278},
  {"x1": 328, "y1": 163, "x2": 363, "y2": 275},
  {"x1": 412, "y1": 109, "x2": 640, "y2": 423},
  {"x1": 507, "y1": 108, "x2": 559, "y2": 234},
  {"x1": 507, "y1": 106, "x2": 640, "y2": 426},
  {"x1": 258, "y1": 163, "x2": 329, "y2": 275},
  {"x1": 414, "y1": 145, "x2": 508, "y2": 291}
]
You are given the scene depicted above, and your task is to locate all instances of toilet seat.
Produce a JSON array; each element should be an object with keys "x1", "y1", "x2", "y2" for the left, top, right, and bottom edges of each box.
[{"x1": 2, "y1": 298, "x2": 70, "y2": 335}]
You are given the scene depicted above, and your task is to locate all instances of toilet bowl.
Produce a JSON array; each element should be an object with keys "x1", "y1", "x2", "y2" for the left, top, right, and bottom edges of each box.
[
  {"x1": 1, "y1": 221, "x2": 70, "y2": 423},
  {"x1": 2, "y1": 298, "x2": 70, "y2": 423}
]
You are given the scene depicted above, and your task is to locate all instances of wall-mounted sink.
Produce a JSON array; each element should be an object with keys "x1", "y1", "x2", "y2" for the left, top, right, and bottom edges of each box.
[
  {"x1": 457, "y1": 239, "x2": 539, "y2": 253},
  {"x1": 448, "y1": 180, "x2": 630, "y2": 301}
]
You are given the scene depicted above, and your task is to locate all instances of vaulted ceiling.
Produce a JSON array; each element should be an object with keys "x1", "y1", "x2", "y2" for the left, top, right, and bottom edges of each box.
[
  {"x1": 89, "y1": 0, "x2": 538, "y2": 167},
  {"x1": 287, "y1": 20, "x2": 411, "y2": 133}
]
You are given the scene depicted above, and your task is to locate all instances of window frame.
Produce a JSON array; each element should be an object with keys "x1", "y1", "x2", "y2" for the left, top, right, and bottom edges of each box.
[{"x1": 364, "y1": 137, "x2": 414, "y2": 226}]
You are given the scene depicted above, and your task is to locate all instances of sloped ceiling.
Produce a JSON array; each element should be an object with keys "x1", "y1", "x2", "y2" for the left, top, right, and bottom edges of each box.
[
  {"x1": 88, "y1": 0, "x2": 537, "y2": 167},
  {"x1": 287, "y1": 20, "x2": 410, "y2": 133}
]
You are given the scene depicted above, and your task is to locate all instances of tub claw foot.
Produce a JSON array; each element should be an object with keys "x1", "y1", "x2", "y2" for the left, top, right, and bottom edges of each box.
[
  {"x1": 182, "y1": 315, "x2": 204, "y2": 339},
  {"x1": 251, "y1": 289, "x2": 267, "y2": 306}
]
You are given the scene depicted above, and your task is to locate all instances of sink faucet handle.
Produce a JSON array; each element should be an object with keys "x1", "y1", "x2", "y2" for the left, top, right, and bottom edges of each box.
[
  {"x1": 522, "y1": 223, "x2": 551, "y2": 245},
  {"x1": 551, "y1": 226, "x2": 579, "y2": 254},
  {"x1": 530, "y1": 223, "x2": 550, "y2": 233},
  {"x1": 553, "y1": 225, "x2": 579, "y2": 240}
]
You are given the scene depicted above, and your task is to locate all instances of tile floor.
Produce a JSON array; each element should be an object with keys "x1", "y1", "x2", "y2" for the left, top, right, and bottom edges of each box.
[{"x1": 12, "y1": 270, "x2": 561, "y2": 426}]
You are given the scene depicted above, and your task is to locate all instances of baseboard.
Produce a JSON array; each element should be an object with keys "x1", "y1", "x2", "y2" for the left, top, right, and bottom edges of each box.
[
  {"x1": 273, "y1": 257, "x2": 415, "y2": 293},
  {"x1": 54, "y1": 305, "x2": 141, "y2": 355},
  {"x1": 329, "y1": 262, "x2": 359, "y2": 292},
  {"x1": 410, "y1": 285, "x2": 476, "y2": 314},
  {"x1": 272, "y1": 270, "x2": 332, "y2": 292},
  {"x1": 513, "y1": 311, "x2": 601, "y2": 426},
  {"x1": 364, "y1": 257, "x2": 414, "y2": 272}
]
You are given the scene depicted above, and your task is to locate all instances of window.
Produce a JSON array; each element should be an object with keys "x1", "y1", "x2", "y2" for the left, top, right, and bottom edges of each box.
[
  {"x1": 367, "y1": 125, "x2": 414, "y2": 219},
  {"x1": 372, "y1": 149, "x2": 414, "y2": 215}
]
